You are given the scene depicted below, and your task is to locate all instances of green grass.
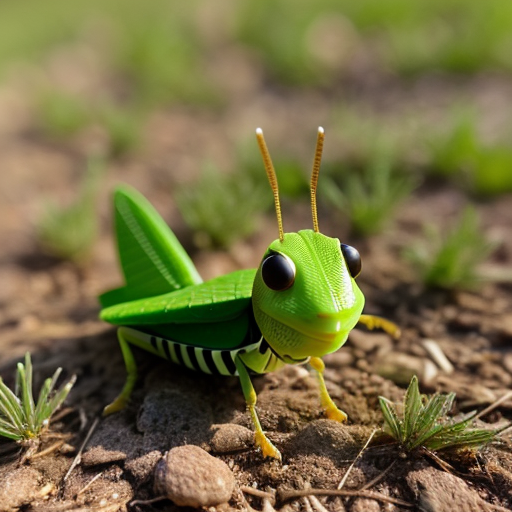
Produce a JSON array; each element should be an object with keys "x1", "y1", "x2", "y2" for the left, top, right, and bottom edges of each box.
[
  {"x1": 1, "y1": 0, "x2": 511, "y2": 91},
  {"x1": 0, "y1": 353, "x2": 75, "y2": 444},
  {"x1": 97, "y1": 104, "x2": 144, "y2": 157},
  {"x1": 379, "y1": 375, "x2": 500, "y2": 453},
  {"x1": 112, "y1": 1, "x2": 218, "y2": 109},
  {"x1": 234, "y1": 0, "x2": 512, "y2": 83},
  {"x1": 37, "y1": 90, "x2": 144, "y2": 157},
  {"x1": 428, "y1": 109, "x2": 512, "y2": 196},
  {"x1": 404, "y1": 206, "x2": 497, "y2": 290},
  {"x1": 321, "y1": 150, "x2": 416, "y2": 236},
  {"x1": 37, "y1": 157, "x2": 103, "y2": 262},
  {"x1": 175, "y1": 163, "x2": 272, "y2": 249},
  {"x1": 37, "y1": 91, "x2": 91, "y2": 139}
]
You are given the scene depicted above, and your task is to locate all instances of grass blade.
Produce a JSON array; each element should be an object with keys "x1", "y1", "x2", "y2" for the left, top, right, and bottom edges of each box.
[
  {"x1": 379, "y1": 396, "x2": 402, "y2": 442},
  {"x1": 34, "y1": 377, "x2": 53, "y2": 426},
  {"x1": 17, "y1": 358, "x2": 36, "y2": 434},
  {"x1": 47, "y1": 375, "x2": 76, "y2": 418},
  {"x1": 0, "y1": 380, "x2": 24, "y2": 430},
  {"x1": 403, "y1": 375, "x2": 422, "y2": 442}
]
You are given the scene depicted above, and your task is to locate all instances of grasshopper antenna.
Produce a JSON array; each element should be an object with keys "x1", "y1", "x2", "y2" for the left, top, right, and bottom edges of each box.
[
  {"x1": 310, "y1": 126, "x2": 325, "y2": 233},
  {"x1": 256, "y1": 128, "x2": 284, "y2": 242}
]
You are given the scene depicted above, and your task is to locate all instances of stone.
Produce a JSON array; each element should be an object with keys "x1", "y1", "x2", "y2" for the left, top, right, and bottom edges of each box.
[
  {"x1": 209, "y1": 423, "x2": 254, "y2": 453},
  {"x1": 0, "y1": 466, "x2": 41, "y2": 512},
  {"x1": 406, "y1": 464, "x2": 493, "y2": 512},
  {"x1": 154, "y1": 445, "x2": 235, "y2": 507}
]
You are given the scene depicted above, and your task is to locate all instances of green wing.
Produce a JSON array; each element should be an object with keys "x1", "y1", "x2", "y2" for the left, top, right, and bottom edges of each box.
[
  {"x1": 99, "y1": 186, "x2": 202, "y2": 308},
  {"x1": 101, "y1": 269, "x2": 256, "y2": 326}
]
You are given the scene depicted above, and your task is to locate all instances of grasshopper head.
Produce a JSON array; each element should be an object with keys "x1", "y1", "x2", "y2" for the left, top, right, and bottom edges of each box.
[
  {"x1": 252, "y1": 127, "x2": 364, "y2": 361},
  {"x1": 252, "y1": 231, "x2": 364, "y2": 360}
]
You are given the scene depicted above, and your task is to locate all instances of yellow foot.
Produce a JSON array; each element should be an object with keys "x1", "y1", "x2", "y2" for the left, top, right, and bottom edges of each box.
[
  {"x1": 325, "y1": 405, "x2": 348, "y2": 423},
  {"x1": 102, "y1": 395, "x2": 128, "y2": 416},
  {"x1": 255, "y1": 431, "x2": 282, "y2": 461}
]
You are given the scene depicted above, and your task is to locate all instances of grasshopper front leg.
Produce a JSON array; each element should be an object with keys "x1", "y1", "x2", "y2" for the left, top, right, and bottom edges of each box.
[
  {"x1": 103, "y1": 329, "x2": 138, "y2": 416},
  {"x1": 358, "y1": 314, "x2": 401, "y2": 338},
  {"x1": 234, "y1": 355, "x2": 281, "y2": 461},
  {"x1": 309, "y1": 356, "x2": 347, "y2": 423}
]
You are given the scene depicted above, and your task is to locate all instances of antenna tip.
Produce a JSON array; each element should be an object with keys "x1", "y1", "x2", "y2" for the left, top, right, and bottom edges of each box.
[
  {"x1": 256, "y1": 127, "x2": 263, "y2": 135},
  {"x1": 318, "y1": 126, "x2": 324, "y2": 134}
]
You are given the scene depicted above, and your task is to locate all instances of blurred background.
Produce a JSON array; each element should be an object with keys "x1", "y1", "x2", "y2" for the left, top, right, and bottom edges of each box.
[{"x1": 0, "y1": 0, "x2": 511, "y2": 304}]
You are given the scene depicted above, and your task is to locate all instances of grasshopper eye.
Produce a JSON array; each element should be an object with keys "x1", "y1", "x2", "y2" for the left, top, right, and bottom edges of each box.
[
  {"x1": 340, "y1": 243, "x2": 362, "y2": 278},
  {"x1": 261, "y1": 253, "x2": 296, "y2": 291}
]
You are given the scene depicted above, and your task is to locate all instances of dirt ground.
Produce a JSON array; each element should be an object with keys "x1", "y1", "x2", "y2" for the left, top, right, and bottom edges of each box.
[{"x1": 1, "y1": 58, "x2": 512, "y2": 511}]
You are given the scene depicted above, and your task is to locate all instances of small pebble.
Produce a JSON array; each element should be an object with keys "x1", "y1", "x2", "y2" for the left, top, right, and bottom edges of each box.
[
  {"x1": 154, "y1": 445, "x2": 235, "y2": 508},
  {"x1": 374, "y1": 351, "x2": 438, "y2": 385},
  {"x1": 209, "y1": 423, "x2": 254, "y2": 453}
]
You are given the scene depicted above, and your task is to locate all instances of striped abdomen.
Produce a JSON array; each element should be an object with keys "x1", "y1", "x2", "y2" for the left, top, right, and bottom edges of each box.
[{"x1": 118, "y1": 326, "x2": 286, "y2": 376}]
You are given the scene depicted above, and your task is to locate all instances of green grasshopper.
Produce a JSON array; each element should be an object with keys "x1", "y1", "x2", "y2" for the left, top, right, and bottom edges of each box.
[{"x1": 99, "y1": 127, "x2": 399, "y2": 460}]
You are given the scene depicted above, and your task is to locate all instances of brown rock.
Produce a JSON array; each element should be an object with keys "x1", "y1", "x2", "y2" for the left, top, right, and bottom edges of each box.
[
  {"x1": 209, "y1": 423, "x2": 254, "y2": 453},
  {"x1": 82, "y1": 446, "x2": 127, "y2": 466},
  {"x1": 406, "y1": 465, "x2": 494, "y2": 512},
  {"x1": 0, "y1": 466, "x2": 42, "y2": 512},
  {"x1": 154, "y1": 445, "x2": 235, "y2": 507}
]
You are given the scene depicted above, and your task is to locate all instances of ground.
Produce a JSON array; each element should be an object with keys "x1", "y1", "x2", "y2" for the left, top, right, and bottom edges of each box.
[{"x1": 1, "y1": 57, "x2": 512, "y2": 512}]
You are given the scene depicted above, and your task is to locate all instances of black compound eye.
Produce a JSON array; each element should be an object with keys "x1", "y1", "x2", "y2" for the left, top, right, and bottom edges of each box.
[
  {"x1": 261, "y1": 253, "x2": 296, "y2": 291},
  {"x1": 340, "y1": 243, "x2": 362, "y2": 278}
]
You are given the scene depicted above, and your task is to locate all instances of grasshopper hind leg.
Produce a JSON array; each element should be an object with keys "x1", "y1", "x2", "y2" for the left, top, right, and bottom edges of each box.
[{"x1": 103, "y1": 329, "x2": 138, "y2": 416}]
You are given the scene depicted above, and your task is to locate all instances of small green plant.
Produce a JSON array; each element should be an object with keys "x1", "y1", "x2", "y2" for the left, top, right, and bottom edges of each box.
[
  {"x1": 37, "y1": 91, "x2": 91, "y2": 139},
  {"x1": 0, "y1": 353, "x2": 76, "y2": 446},
  {"x1": 37, "y1": 157, "x2": 103, "y2": 262},
  {"x1": 428, "y1": 110, "x2": 478, "y2": 179},
  {"x1": 175, "y1": 163, "x2": 272, "y2": 249},
  {"x1": 428, "y1": 109, "x2": 512, "y2": 196},
  {"x1": 379, "y1": 375, "x2": 499, "y2": 453},
  {"x1": 322, "y1": 153, "x2": 416, "y2": 236},
  {"x1": 404, "y1": 206, "x2": 496, "y2": 290},
  {"x1": 98, "y1": 105, "x2": 143, "y2": 157}
]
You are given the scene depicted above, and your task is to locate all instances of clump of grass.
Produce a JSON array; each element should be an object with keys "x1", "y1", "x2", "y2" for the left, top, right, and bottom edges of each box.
[
  {"x1": 175, "y1": 163, "x2": 272, "y2": 249},
  {"x1": 404, "y1": 206, "x2": 496, "y2": 290},
  {"x1": 37, "y1": 157, "x2": 103, "y2": 263},
  {"x1": 428, "y1": 109, "x2": 512, "y2": 196},
  {"x1": 37, "y1": 91, "x2": 91, "y2": 139},
  {"x1": 321, "y1": 152, "x2": 416, "y2": 236},
  {"x1": 0, "y1": 353, "x2": 76, "y2": 446},
  {"x1": 379, "y1": 375, "x2": 500, "y2": 453},
  {"x1": 428, "y1": 110, "x2": 478, "y2": 179},
  {"x1": 97, "y1": 105, "x2": 143, "y2": 157}
]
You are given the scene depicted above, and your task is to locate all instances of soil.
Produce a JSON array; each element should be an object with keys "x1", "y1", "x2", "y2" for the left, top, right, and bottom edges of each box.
[{"x1": 1, "y1": 48, "x2": 512, "y2": 512}]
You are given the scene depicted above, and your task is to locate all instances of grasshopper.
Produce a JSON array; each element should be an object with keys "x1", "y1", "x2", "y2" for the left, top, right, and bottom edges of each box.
[{"x1": 99, "y1": 127, "x2": 399, "y2": 460}]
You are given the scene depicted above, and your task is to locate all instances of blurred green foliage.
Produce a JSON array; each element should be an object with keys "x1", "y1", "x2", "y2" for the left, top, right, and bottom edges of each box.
[
  {"x1": 2, "y1": 0, "x2": 512, "y2": 88},
  {"x1": 37, "y1": 91, "x2": 91, "y2": 138},
  {"x1": 404, "y1": 207, "x2": 497, "y2": 290},
  {"x1": 321, "y1": 149, "x2": 416, "y2": 236},
  {"x1": 235, "y1": 0, "x2": 512, "y2": 81},
  {"x1": 175, "y1": 163, "x2": 272, "y2": 249},
  {"x1": 37, "y1": 157, "x2": 103, "y2": 262},
  {"x1": 428, "y1": 110, "x2": 512, "y2": 196},
  {"x1": 0, "y1": 0, "x2": 511, "y2": 256}
]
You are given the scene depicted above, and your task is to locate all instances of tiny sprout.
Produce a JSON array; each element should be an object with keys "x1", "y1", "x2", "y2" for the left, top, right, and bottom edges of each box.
[
  {"x1": 0, "y1": 353, "x2": 76, "y2": 451},
  {"x1": 379, "y1": 375, "x2": 502, "y2": 453}
]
